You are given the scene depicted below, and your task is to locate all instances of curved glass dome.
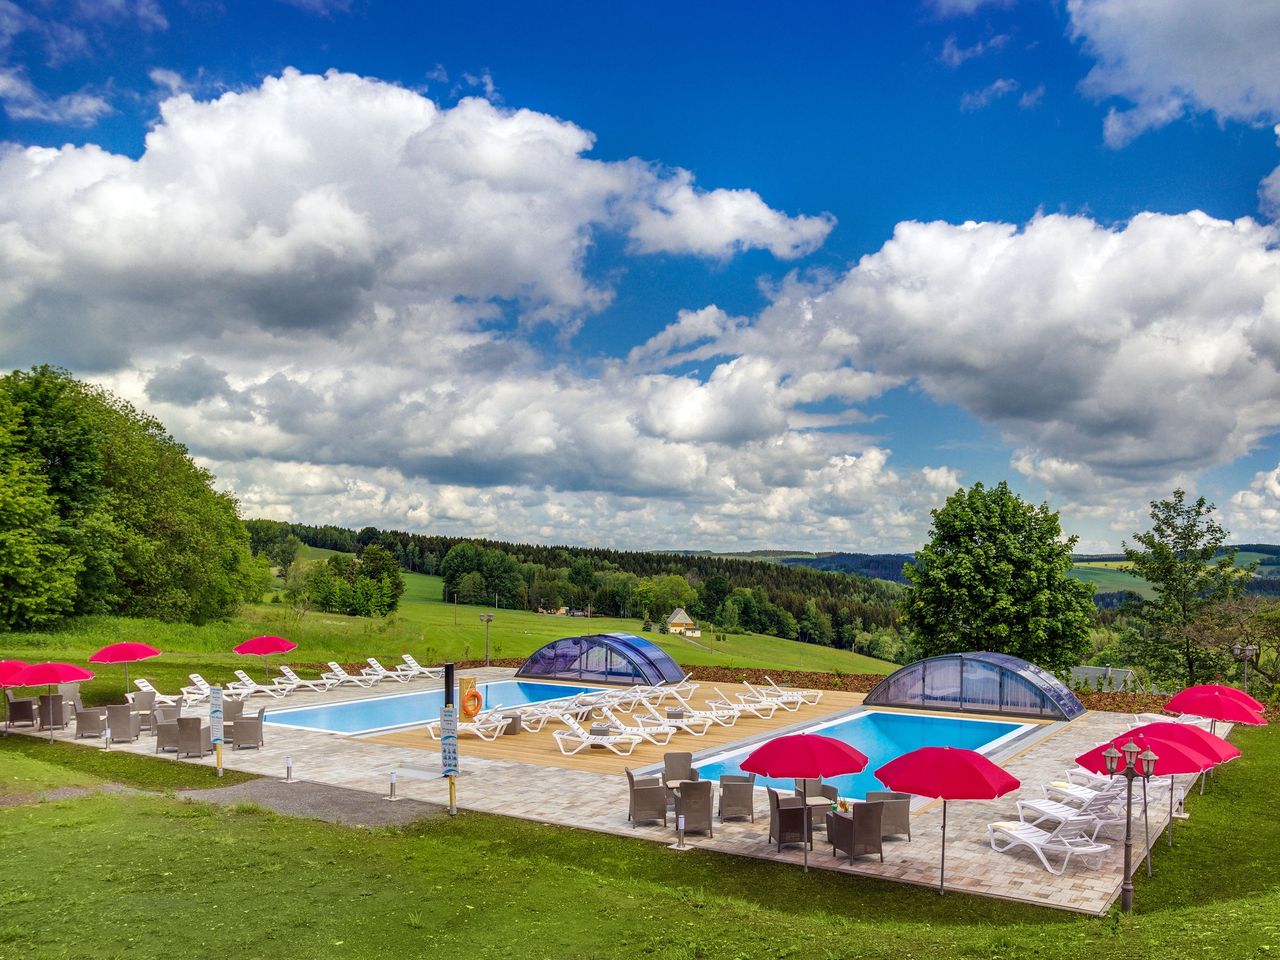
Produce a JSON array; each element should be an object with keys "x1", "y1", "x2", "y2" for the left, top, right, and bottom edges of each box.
[
  {"x1": 516, "y1": 632, "x2": 686, "y2": 686},
  {"x1": 864, "y1": 651, "x2": 1085, "y2": 720}
]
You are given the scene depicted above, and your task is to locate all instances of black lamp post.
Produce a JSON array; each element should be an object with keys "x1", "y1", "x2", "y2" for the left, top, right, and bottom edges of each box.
[
  {"x1": 1103, "y1": 739, "x2": 1158, "y2": 912},
  {"x1": 479, "y1": 613, "x2": 494, "y2": 667},
  {"x1": 1230, "y1": 642, "x2": 1259, "y2": 694}
]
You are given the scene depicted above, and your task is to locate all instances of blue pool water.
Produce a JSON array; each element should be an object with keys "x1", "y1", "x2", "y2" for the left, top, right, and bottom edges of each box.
[
  {"x1": 695, "y1": 710, "x2": 1028, "y2": 801},
  {"x1": 264, "y1": 680, "x2": 604, "y2": 735}
]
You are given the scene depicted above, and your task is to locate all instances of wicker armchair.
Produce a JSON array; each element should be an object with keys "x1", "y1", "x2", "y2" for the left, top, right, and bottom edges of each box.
[
  {"x1": 106, "y1": 704, "x2": 141, "y2": 743},
  {"x1": 626, "y1": 768, "x2": 668, "y2": 826},
  {"x1": 662, "y1": 752, "x2": 701, "y2": 787},
  {"x1": 829, "y1": 800, "x2": 884, "y2": 862},
  {"x1": 718, "y1": 773, "x2": 756, "y2": 822},
  {"x1": 767, "y1": 787, "x2": 810, "y2": 851},
  {"x1": 232, "y1": 707, "x2": 265, "y2": 749},
  {"x1": 865, "y1": 790, "x2": 912, "y2": 841},
  {"x1": 177, "y1": 716, "x2": 212, "y2": 758},
  {"x1": 129, "y1": 690, "x2": 156, "y2": 730},
  {"x1": 38, "y1": 694, "x2": 68, "y2": 730},
  {"x1": 675, "y1": 780, "x2": 714, "y2": 837},
  {"x1": 75, "y1": 709, "x2": 107, "y2": 739},
  {"x1": 5, "y1": 689, "x2": 37, "y2": 728},
  {"x1": 154, "y1": 706, "x2": 181, "y2": 753}
]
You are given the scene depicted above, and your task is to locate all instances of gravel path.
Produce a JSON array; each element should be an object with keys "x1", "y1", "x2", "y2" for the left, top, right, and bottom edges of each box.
[{"x1": 179, "y1": 778, "x2": 447, "y2": 827}]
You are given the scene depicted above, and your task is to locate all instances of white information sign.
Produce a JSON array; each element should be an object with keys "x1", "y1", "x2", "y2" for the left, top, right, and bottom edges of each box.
[
  {"x1": 440, "y1": 705, "x2": 459, "y2": 776},
  {"x1": 210, "y1": 687, "x2": 224, "y2": 745}
]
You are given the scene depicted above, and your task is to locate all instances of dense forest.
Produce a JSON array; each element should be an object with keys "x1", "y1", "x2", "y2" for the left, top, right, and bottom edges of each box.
[
  {"x1": 780, "y1": 552, "x2": 917, "y2": 583},
  {"x1": 0, "y1": 367, "x2": 269, "y2": 629}
]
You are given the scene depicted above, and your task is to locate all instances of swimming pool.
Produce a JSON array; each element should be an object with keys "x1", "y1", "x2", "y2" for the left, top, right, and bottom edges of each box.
[
  {"x1": 264, "y1": 679, "x2": 605, "y2": 736},
  {"x1": 695, "y1": 709, "x2": 1032, "y2": 800}
]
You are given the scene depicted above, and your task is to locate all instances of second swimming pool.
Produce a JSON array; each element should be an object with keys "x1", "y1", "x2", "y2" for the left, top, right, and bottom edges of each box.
[{"x1": 695, "y1": 709, "x2": 1032, "y2": 800}]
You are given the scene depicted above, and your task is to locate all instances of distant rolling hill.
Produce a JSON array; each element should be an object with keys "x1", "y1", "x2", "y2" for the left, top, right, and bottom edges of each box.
[{"x1": 779, "y1": 552, "x2": 916, "y2": 583}]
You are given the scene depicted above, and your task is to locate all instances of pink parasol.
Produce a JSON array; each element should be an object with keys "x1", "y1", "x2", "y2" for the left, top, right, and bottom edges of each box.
[
  {"x1": 89, "y1": 642, "x2": 161, "y2": 694},
  {"x1": 875, "y1": 747, "x2": 1020, "y2": 894},
  {"x1": 11, "y1": 662, "x2": 95, "y2": 742},
  {"x1": 741, "y1": 734, "x2": 869, "y2": 872},
  {"x1": 233, "y1": 635, "x2": 297, "y2": 680}
]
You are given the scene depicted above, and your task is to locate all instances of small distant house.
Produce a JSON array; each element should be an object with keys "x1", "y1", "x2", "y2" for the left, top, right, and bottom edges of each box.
[{"x1": 666, "y1": 607, "x2": 696, "y2": 635}]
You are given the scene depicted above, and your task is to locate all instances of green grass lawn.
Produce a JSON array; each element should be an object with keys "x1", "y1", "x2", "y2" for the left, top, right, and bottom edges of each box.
[
  {"x1": 1, "y1": 572, "x2": 891, "y2": 707},
  {"x1": 0, "y1": 724, "x2": 1275, "y2": 958},
  {"x1": 1069, "y1": 562, "x2": 1155, "y2": 598}
]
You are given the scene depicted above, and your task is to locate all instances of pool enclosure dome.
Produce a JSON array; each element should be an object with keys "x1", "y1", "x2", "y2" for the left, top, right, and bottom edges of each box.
[
  {"x1": 864, "y1": 651, "x2": 1086, "y2": 720},
  {"x1": 516, "y1": 632, "x2": 686, "y2": 686}
]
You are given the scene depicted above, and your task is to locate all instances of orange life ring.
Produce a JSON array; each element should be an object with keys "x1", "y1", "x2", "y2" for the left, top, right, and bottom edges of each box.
[{"x1": 461, "y1": 689, "x2": 483, "y2": 719}]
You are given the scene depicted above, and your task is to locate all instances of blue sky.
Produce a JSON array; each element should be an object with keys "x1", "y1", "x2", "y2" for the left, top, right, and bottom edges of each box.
[{"x1": 3, "y1": 0, "x2": 1280, "y2": 551}]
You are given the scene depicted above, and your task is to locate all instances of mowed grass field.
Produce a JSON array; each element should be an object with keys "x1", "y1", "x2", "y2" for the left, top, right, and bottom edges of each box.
[
  {"x1": 0, "y1": 720, "x2": 1276, "y2": 958},
  {"x1": 1068, "y1": 561, "x2": 1155, "y2": 598},
  {"x1": 2, "y1": 561, "x2": 892, "y2": 708}
]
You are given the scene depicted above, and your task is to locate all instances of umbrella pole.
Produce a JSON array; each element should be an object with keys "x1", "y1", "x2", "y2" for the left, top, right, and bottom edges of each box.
[
  {"x1": 125, "y1": 663, "x2": 130, "y2": 696},
  {"x1": 1142, "y1": 778, "x2": 1152, "y2": 878},
  {"x1": 939, "y1": 800, "x2": 947, "y2": 895},
  {"x1": 1167, "y1": 776, "x2": 1175, "y2": 847},
  {"x1": 801, "y1": 780, "x2": 809, "y2": 874},
  {"x1": 47, "y1": 683, "x2": 55, "y2": 743}
]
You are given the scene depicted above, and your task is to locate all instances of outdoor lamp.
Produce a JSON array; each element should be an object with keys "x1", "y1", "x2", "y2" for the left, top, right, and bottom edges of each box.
[
  {"x1": 1102, "y1": 744, "x2": 1122, "y2": 775},
  {"x1": 1138, "y1": 748, "x2": 1158, "y2": 779},
  {"x1": 1121, "y1": 739, "x2": 1140, "y2": 771}
]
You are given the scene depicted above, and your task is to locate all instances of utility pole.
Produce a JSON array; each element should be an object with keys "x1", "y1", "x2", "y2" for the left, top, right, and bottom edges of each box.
[{"x1": 479, "y1": 613, "x2": 494, "y2": 667}]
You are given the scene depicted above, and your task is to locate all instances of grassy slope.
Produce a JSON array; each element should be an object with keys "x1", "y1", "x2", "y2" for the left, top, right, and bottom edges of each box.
[
  {"x1": 1068, "y1": 562, "x2": 1156, "y2": 598},
  {"x1": 2, "y1": 572, "x2": 892, "y2": 707},
  {"x1": 0, "y1": 724, "x2": 1275, "y2": 959}
]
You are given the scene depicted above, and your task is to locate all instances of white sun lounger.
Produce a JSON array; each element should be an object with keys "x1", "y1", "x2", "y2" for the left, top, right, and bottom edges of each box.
[
  {"x1": 1017, "y1": 791, "x2": 1127, "y2": 841},
  {"x1": 670, "y1": 693, "x2": 741, "y2": 727},
  {"x1": 228, "y1": 669, "x2": 287, "y2": 699},
  {"x1": 323, "y1": 662, "x2": 380, "y2": 687},
  {"x1": 1133, "y1": 712, "x2": 1213, "y2": 731},
  {"x1": 277, "y1": 666, "x2": 339, "y2": 693},
  {"x1": 988, "y1": 816, "x2": 1111, "y2": 875},
  {"x1": 400, "y1": 655, "x2": 444, "y2": 680},
  {"x1": 553, "y1": 715, "x2": 643, "y2": 757},
  {"x1": 763, "y1": 676, "x2": 823, "y2": 705},
  {"x1": 362, "y1": 658, "x2": 412, "y2": 683},
  {"x1": 1043, "y1": 779, "x2": 1126, "y2": 808},
  {"x1": 181, "y1": 674, "x2": 249, "y2": 706},
  {"x1": 424, "y1": 711, "x2": 509, "y2": 742},
  {"x1": 601, "y1": 707, "x2": 676, "y2": 745},
  {"x1": 132, "y1": 678, "x2": 179, "y2": 706},
  {"x1": 710, "y1": 687, "x2": 778, "y2": 719},
  {"x1": 739, "y1": 682, "x2": 802, "y2": 712},
  {"x1": 636, "y1": 701, "x2": 712, "y2": 736}
]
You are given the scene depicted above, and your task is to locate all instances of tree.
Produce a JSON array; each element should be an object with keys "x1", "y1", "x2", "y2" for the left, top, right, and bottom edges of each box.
[
  {"x1": 901, "y1": 481, "x2": 1095, "y2": 673},
  {"x1": 1122, "y1": 489, "x2": 1251, "y2": 685},
  {"x1": 358, "y1": 543, "x2": 405, "y2": 608},
  {"x1": 456, "y1": 570, "x2": 487, "y2": 605},
  {"x1": 272, "y1": 534, "x2": 302, "y2": 579},
  {"x1": 0, "y1": 391, "x2": 80, "y2": 628}
]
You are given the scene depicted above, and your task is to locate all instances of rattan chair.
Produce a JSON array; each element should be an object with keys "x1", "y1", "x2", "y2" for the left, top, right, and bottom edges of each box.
[
  {"x1": 106, "y1": 704, "x2": 141, "y2": 743},
  {"x1": 232, "y1": 707, "x2": 265, "y2": 749},
  {"x1": 626, "y1": 768, "x2": 668, "y2": 827},
  {"x1": 718, "y1": 773, "x2": 757, "y2": 822},
  {"x1": 662, "y1": 751, "x2": 701, "y2": 802},
  {"x1": 59, "y1": 682, "x2": 85, "y2": 719},
  {"x1": 675, "y1": 780, "x2": 714, "y2": 837},
  {"x1": 795, "y1": 777, "x2": 839, "y2": 831},
  {"x1": 75, "y1": 709, "x2": 107, "y2": 739},
  {"x1": 5, "y1": 689, "x2": 37, "y2": 728},
  {"x1": 767, "y1": 787, "x2": 810, "y2": 851},
  {"x1": 38, "y1": 694, "x2": 68, "y2": 730},
  {"x1": 130, "y1": 690, "x2": 156, "y2": 730},
  {"x1": 865, "y1": 790, "x2": 912, "y2": 841},
  {"x1": 177, "y1": 716, "x2": 212, "y2": 758},
  {"x1": 827, "y1": 802, "x2": 884, "y2": 862}
]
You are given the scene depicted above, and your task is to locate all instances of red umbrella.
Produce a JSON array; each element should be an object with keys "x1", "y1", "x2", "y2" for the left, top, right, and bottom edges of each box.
[
  {"x1": 1164, "y1": 688, "x2": 1266, "y2": 728},
  {"x1": 1, "y1": 660, "x2": 31, "y2": 734},
  {"x1": 741, "y1": 734, "x2": 869, "y2": 872},
  {"x1": 1129, "y1": 721, "x2": 1241, "y2": 848},
  {"x1": 11, "y1": 662, "x2": 95, "y2": 742},
  {"x1": 875, "y1": 747, "x2": 1020, "y2": 894},
  {"x1": 1170, "y1": 683, "x2": 1263, "y2": 714},
  {"x1": 233, "y1": 635, "x2": 297, "y2": 680},
  {"x1": 0, "y1": 659, "x2": 30, "y2": 686},
  {"x1": 89, "y1": 642, "x2": 161, "y2": 695}
]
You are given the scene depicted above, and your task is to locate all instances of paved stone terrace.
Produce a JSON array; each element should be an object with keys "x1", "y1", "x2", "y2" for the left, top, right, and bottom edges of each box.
[{"x1": 14, "y1": 669, "x2": 1209, "y2": 915}]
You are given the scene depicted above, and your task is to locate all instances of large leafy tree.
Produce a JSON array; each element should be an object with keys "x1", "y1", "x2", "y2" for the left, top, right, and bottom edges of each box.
[
  {"x1": 1, "y1": 366, "x2": 261, "y2": 626},
  {"x1": 1121, "y1": 489, "x2": 1250, "y2": 686},
  {"x1": 0, "y1": 391, "x2": 81, "y2": 628},
  {"x1": 901, "y1": 481, "x2": 1095, "y2": 673}
]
